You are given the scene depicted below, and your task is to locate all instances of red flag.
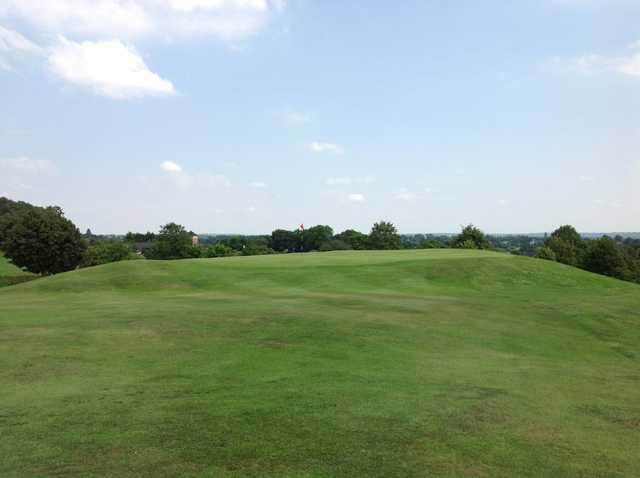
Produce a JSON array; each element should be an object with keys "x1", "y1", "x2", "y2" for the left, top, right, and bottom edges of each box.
[{"x1": 299, "y1": 224, "x2": 304, "y2": 232}]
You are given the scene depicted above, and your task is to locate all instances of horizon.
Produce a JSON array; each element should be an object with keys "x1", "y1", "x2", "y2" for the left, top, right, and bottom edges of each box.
[{"x1": 1, "y1": 1, "x2": 638, "y2": 234}]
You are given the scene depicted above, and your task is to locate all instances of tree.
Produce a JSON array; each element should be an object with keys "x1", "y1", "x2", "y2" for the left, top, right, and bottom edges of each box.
[
  {"x1": 335, "y1": 229, "x2": 369, "y2": 250},
  {"x1": 0, "y1": 196, "x2": 37, "y2": 245},
  {"x1": 271, "y1": 229, "x2": 298, "y2": 252},
  {"x1": 2, "y1": 206, "x2": 86, "y2": 275},
  {"x1": 420, "y1": 239, "x2": 446, "y2": 249},
  {"x1": 453, "y1": 224, "x2": 490, "y2": 250},
  {"x1": 146, "y1": 223, "x2": 198, "y2": 260},
  {"x1": 544, "y1": 225, "x2": 585, "y2": 266},
  {"x1": 301, "y1": 225, "x2": 334, "y2": 252},
  {"x1": 582, "y1": 237, "x2": 630, "y2": 280},
  {"x1": 205, "y1": 242, "x2": 235, "y2": 258},
  {"x1": 535, "y1": 246, "x2": 557, "y2": 261},
  {"x1": 368, "y1": 221, "x2": 401, "y2": 250},
  {"x1": 81, "y1": 241, "x2": 136, "y2": 268}
]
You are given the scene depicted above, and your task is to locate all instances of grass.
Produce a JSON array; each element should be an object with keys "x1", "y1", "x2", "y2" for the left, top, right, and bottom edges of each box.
[
  {"x1": 1, "y1": 249, "x2": 639, "y2": 477},
  {"x1": 0, "y1": 253, "x2": 35, "y2": 288}
]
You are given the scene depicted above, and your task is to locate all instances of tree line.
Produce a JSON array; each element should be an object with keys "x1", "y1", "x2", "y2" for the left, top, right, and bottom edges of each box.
[{"x1": 1, "y1": 196, "x2": 639, "y2": 286}]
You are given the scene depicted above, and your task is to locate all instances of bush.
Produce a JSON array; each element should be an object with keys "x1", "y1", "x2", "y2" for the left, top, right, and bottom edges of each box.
[
  {"x1": 319, "y1": 239, "x2": 352, "y2": 251},
  {"x1": 81, "y1": 241, "x2": 138, "y2": 268},
  {"x1": 205, "y1": 243, "x2": 235, "y2": 258},
  {"x1": 453, "y1": 224, "x2": 490, "y2": 250},
  {"x1": 535, "y1": 246, "x2": 557, "y2": 261}
]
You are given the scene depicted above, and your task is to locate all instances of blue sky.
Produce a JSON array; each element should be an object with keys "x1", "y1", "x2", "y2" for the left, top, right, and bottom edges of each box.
[{"x1": 1, "y1": 0, "x2": 639, "y2": 234}]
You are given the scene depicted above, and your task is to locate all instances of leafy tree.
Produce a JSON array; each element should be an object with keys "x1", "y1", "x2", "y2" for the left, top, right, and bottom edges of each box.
[
  {"x1": 535, "y1": 246, "x2": 557, "y2": 261},
  {"x1": 420, "y1": 239, "x2": 446, "y2": 249},
  {"x1": 368, "y1": 221, "x2": 401, "y2": 250},
  {"x1": 146, "y1": 223, "x2": 197, "y2": 260},
  {"x1": 2, "y1": 206, "x2": 86, "y2": 275},
  {"x1": 335, "y1": 229, "x2": 368, "y2": 250},
  {"x1": 271, "y1": 229, "x2": 298, "y2": 252},
  {"x1": 550, "y1": 225, "x2": 583, "y2": 247},
  {"x1": 544, "y1": 225, "x2": 585, "y2": 266},
  {"x1": 81, "y1": 241, "x2": 136, "y2": 268},
  {"x1": 0, "y1": 196, "x2": 37, "y2": 245},
  {"x1": 301, "y1": 225, "x2": 334, "y2": 252},
  {"x1": 453, "y1": 224, "x2": 490, "y2": 250},
  {"x1": 124, "y1": 231, "x2": 156, "y2": 243},
  {"x1": 582, "y1": 237, "x2": 630, "y2": 280},
  {"x1": 205, "y1": 242, "x2": 235, "y2": 258}
]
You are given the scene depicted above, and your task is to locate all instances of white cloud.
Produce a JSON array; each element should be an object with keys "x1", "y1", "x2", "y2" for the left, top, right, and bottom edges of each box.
[
  {"x1": 161, "y1": 160, "x2": 183, "y2": 172},
  {"x1": 0, "y1": 157, "x2": 53, "y2": 174},
  {"x1": 0, "y1": 0, "x2": 285, "y2": 41},
  {"x1": 561, "y1": 42, "x2": 640, "y2": 78},
  {"x1": 49, "y1": 37, "x2": 175, "y2": 98},
  {"x1": 326, "y1": 176, "x2": 376, "y2": 186},
  {"x1": 283, "y1": 109, "x2": 311, "y2": 125},
  {"x1": 326, "y1": 177, "x2": 352, "y2": 186},
  {"x1": 249, "y1": 180, "x2": 267, "y2": 188},
  {"x1": 395, "y1": 188, "x2": 415, "y2": 201},
  {"x1": 347, "y1": 193, "x2": 365, "y2": 203},
  {"x1": 309, "y1": 141, "x2": 344, "y2": 155},
  {"x1": 0, "y1": 25, "x2": 43, "y2": 70},
  {"x1": 0, "y1": 157, "x2": 54, "y2": 193}
]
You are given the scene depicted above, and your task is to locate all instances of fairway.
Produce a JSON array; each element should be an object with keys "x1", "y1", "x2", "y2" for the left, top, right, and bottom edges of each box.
[{"x1": 1, "y1": 250, "x2": 639, "y2": 477}]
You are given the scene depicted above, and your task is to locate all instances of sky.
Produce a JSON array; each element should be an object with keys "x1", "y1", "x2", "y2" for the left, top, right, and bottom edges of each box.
[{"x1": 1, "y1": 0, "x2": 639, "y2": 234}]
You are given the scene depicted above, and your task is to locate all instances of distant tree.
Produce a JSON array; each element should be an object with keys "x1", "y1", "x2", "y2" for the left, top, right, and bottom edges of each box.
[
  {"x1": 125, "y1": 231, "x2": 156, "y2": 243},
  {"x1": 243, "y1": 238, "x2": 275, "y2": 256},
  {"x1": 420, "y1": 239, "x2": 446, "y2": 249},
  {"x1": 453, "y1": 224, "x2": 490, "y2": 250},
  {"x1": 146, "y1": 223, "x2": 197, "y2": 260},
  {"x1": 535, "y1": 246, "x2": 557, "y2": 261},
  {"x1": 335, "y1": 229, "x2": 368, "y2": 250},
  {"x1": 544, "y1": 225, "x2": 585, "y2": 266},
  {"x1": 319, "y1": 239, "x2": 351, "y2": 251},
  {"x1": 205, "y1": 242, "x2": 235, "y2": 258},
  {"x1": 81, "y1": 241, "x2": 136, "y2": 268},
  {"x1": 550, "y1": 225, "x2": 583, "y2": 247},
  {"x1": 2, "y1": 206, "x2": 86, "y2": 275},
  {"x1": 582, "y1": 237, "x2": 630, "y2": 280},
  {"x1": 368, "y1": 221, "x2": 401, "y2": 250},
  {"x1": 271, "y1": 229, "x2": 298, "y2": 252},
  {"x1": 301, "y1": 225, "x2": 334, "y2": 252}
]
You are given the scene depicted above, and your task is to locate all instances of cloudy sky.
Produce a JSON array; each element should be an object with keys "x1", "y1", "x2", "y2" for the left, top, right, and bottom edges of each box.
[{"x1": 1, "y1": 0, "x2": 639, "y2": 234}]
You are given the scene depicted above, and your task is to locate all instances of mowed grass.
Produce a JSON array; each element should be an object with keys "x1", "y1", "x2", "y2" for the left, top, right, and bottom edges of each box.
[
  {"x1": 1, "y1": 249, "x2": 639, "y2": 477},
  {"x1": 0, "y1": 253, "x2": 34, "y2": 287}
]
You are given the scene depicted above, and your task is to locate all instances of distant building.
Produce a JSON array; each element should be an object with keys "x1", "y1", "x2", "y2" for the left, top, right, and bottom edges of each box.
[{"x1": 192, "y1": 235, "x2": 199, "y2": 247}]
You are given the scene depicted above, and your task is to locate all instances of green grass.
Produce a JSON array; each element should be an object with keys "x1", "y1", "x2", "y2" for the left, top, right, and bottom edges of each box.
[
  {"x1": 1, "y1": 249, "x2": 639, "y2": 477},
  {"x1": 0, "y1": 253, "x2": 35, "y2": 287}
]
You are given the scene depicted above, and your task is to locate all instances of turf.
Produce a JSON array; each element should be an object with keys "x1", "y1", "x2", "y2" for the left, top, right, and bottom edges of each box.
[
  {"x1": 1, "y1": 250, "x2": 639, "y2": 477},
  {"x1": 0, "y1": 254, "x2": 34, "y2": 287}
]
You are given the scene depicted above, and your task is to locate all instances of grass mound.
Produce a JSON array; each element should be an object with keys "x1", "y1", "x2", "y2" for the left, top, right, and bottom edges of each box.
[
  {"x1": 0, "y1": 254, "x2": 35, "y2": 288},
  {"x1": 1, "y1": 250, "x2": 639, "y2": 477}
]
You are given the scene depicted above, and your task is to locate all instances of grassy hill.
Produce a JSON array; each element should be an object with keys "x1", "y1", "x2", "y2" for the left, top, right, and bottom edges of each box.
[
  {"x1": 1, "y1": 250, "x2": 639, "y2": 477},
  {"x1": 0, "y1": 254, "x2": 34, "y2": 287}
]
